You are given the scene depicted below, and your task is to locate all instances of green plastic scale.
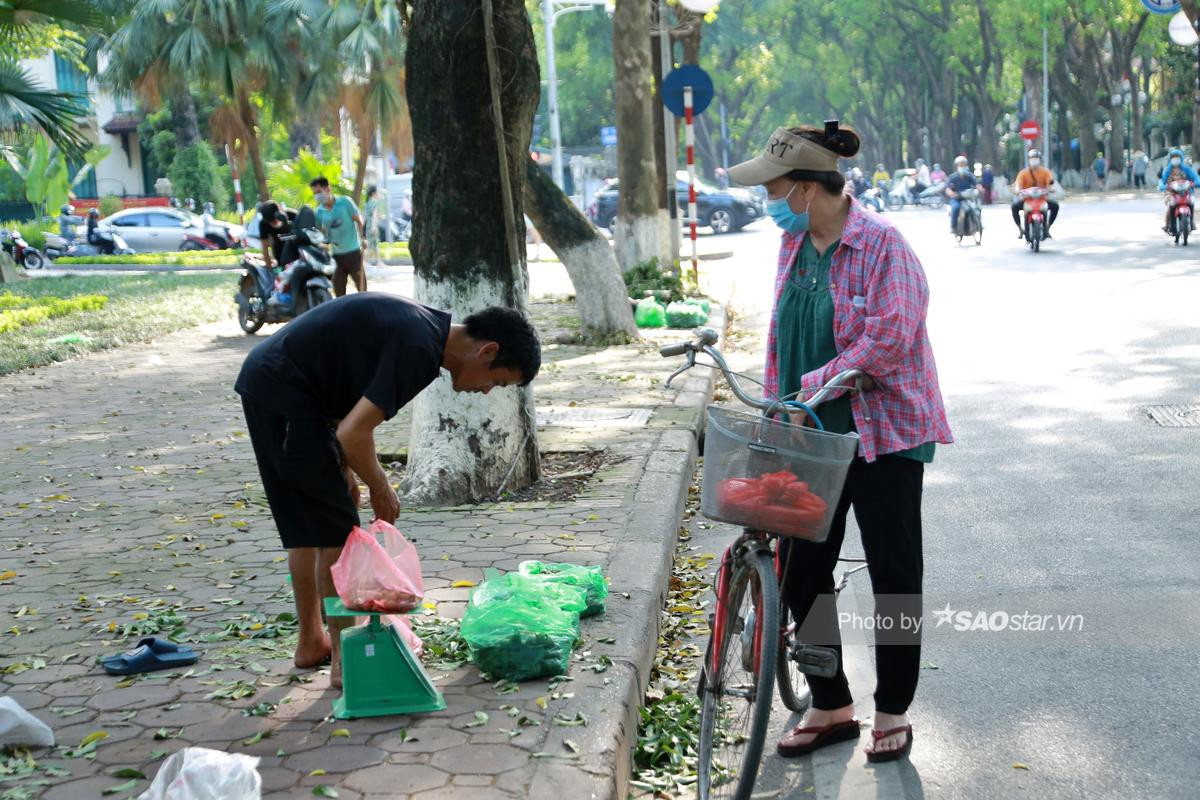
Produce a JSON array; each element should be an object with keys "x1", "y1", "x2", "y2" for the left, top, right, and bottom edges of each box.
[{"x1": 322, "y1": 597, "x2": 446, "y2": 719}]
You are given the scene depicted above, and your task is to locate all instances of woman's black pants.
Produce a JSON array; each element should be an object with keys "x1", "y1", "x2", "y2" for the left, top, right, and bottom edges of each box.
[{"x1": 779, "y1": 454, "x2": 924, "y2": 715}]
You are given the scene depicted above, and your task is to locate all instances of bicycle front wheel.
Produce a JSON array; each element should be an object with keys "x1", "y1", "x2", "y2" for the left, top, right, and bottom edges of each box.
[
  {"x1": 697, "y1": 549, "x2": 779, "y2": 800},
  {"x1": 776, "y1": 597, "x2": 812, "y2": 713}
]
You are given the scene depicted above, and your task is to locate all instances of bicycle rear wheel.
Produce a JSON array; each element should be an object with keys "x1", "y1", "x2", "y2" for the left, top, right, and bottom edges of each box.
[
  {"x1": 776, "y1": 597, "x2": 812, "y2": 713},
  {"x1": 697, "y1": 549, "x2": 779, "y2": 800}
]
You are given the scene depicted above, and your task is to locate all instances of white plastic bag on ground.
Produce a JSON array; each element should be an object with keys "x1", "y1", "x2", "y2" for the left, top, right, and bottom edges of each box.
[
  {"x1": 0, "y1": 697, "x2": 54, "y2": 748},
  {"x1": 137, "y1": 747, "x2": 261, "y2": 800}
]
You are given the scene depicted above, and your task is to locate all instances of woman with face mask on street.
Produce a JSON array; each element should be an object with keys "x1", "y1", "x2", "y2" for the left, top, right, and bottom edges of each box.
[{"x1": 727, "y1": 121, "x2": 953, "y2": 763}]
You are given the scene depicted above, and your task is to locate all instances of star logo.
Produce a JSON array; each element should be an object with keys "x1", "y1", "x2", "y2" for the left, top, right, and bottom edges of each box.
[{"x1": 932, "y1": 603, "x2": 955, "y2": 628}]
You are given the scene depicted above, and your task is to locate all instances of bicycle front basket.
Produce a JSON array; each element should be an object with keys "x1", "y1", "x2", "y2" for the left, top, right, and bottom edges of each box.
[{"x1": 700, "y1": 406, "x2": 860, "y2": 542}]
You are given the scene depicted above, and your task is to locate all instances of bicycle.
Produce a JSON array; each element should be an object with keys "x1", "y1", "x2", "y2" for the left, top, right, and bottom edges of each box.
[{"x1": 661, "y1": 328, "x2": 867, "y2": 800}]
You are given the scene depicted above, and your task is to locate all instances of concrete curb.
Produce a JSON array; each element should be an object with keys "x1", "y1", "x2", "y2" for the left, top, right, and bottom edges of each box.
[{"x1": 526, "y1": 306, "x2": 726, "y2": 799}]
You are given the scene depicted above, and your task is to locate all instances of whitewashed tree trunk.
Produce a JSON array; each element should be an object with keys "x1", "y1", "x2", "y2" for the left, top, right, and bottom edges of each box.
[
  {"x1": 406, "y1": 275, "x2": 539, "y2": 505},
  {"x1": 523, "y1": 158, "x2": 637, "y2": 339},
  {"x1": 405, "y1": 0, "x2": 541, "y2": 505},
  {"x1": 612, "y1": 0, "x2": 661, "y2": 272}
]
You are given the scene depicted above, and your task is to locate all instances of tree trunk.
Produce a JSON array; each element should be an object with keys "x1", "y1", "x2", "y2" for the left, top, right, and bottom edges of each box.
[
  {"x1": 352, "y1": 121, "x2": 371, "y2": 204},
  {"x1": 289, "y1": 120, "x2": 321, "y2": 158},
  {"x1": 404, "y1": 0, "x2": 540, "y2": 505},
  {"x1": 237, "y1": 89, "x2": 271, "y2": 201},
  {"x1": 524, "y1": 159, "x2": 638, "y2": 340},
  {"x1": 612, "y1": 0, "x2": 661, "y2": 271},
  {"x1": 651, "y1": 27, "x2": 668, "y2": 213},
  {"x1": 169, "y1": 89, "x2": 200, "y2": 149}
]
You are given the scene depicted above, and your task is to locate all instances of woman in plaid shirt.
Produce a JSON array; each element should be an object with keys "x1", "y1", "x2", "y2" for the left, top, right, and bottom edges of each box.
[{"x1": 728, "y1": 121, "x2": 953, "y2": 763}]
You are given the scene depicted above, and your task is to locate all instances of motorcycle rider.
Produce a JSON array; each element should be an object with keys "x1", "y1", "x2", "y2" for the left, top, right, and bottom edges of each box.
[
  {"x1": 1011, "y1": 149, "x2": 1059, "y2": 239},
  {"x1": 58, "y1": 204, "x2": 83, "y2": 242},
  {"x1": 201, "y1": 202, "x2": 230, "y2": 249},
  {"x1": 945, "y1": 156, "x2": 977, "y2": 234},
  {"x1": 1157, "y1": 148, "x2": 1198, "y2": 234},
  {"x1": 912, "y1": 158, "x2": 931, "y2": 198},
  {"x1": 872, "y1": 163, "x2": 890, "y2": 190},
  {"x1": 929, "y1": 163, "x2": 947, "y2": 185},
  {"x1": 849, "y1": 167, "x2": 870, "y2": 197},
  {"x1": 85, "y1": 208, "x2": 116, "y2": 255}
]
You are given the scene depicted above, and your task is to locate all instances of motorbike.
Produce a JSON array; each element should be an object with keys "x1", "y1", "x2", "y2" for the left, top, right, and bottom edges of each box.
[
  {"x1": 181, "y1": 219, "x2": 241, "y2": 250},
  {"x1": 1, "y1": 229, "x2": 43, "y2": 269},
  {"x1": 1018, "y1": 187, "x2": 1049, "y2": 252},
  {"x1": 233, "y1": 210, "x2": 336, "y2": 334},
  {"x1": 857, "y1": 186, "x2": 885, "y2": 213},
  {"x1": 887, "y1": 177, "x2": 946, "y2": 210},
  {"x1": 43, "y1": 228, "x2": 134, "y2": 260},
  {"x1": 951, "y1": 187, "x2": 983, "y2": 246},
  {"x1": 1164, "y1": 179, "x2": 1194, "y2": 246}
]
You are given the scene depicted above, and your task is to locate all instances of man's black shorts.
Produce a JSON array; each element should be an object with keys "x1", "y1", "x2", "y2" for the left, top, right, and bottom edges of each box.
[{"x1": 242, "y1": 397, "x2": 359, "y2": 549}]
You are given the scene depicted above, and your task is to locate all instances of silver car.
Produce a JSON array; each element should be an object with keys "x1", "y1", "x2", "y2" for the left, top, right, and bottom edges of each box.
[{"x1": 100, "y1": 207, "x2": 245, "y2": 253}]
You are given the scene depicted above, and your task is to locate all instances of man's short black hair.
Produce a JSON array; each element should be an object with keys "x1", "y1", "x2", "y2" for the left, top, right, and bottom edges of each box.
[
  {"x1": 465, "y1": 306, "x2": 541, "y2": 386},
  {"x1": 309, "y1": 176, "x2": 331, "y2": 189}
]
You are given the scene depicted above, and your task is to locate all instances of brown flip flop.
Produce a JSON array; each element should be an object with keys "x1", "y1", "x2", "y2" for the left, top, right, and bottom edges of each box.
[
  {"x1": 865, "y1": 724, "x2": 913, "y2": 763},
  {"x1": 776, "y1": 718, "x2": 861, "y2": 757}
]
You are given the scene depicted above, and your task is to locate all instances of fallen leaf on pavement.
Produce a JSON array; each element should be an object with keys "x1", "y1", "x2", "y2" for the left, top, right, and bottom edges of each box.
[
  {"x1": 465, "y1": 711, "x2": 489, "y2": 728},
  {"x1": 451, "y1": 580, "x2": 476, "y2": 588},
  {"x1": 102, "y1": 779, "x2": 138, "y2": 795},
  {"x1": 331, "y1": 729, "x2": 350, "y2": 738},
  {"x1": 1013, "y1": 762, "x2": 1030, "y2": 770}
]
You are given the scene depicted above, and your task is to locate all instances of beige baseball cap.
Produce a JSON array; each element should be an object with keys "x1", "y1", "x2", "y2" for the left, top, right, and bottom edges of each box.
[{"x1": 728, "y1": 126, "x2": 841, "y2": 186}]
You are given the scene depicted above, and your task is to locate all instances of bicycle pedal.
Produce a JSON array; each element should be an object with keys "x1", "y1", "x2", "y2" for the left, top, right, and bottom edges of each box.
[{"x1": 790, "y1": 644, "x2": 839, "y2": 679}]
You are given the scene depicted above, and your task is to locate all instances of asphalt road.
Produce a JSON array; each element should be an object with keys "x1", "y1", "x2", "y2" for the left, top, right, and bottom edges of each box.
[{"x1": 688, "y1": 193, "x2": 1200, "y2": 800}]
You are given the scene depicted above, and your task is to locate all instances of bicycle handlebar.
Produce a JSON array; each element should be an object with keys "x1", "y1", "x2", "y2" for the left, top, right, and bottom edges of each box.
[{"x1": 660, "y1": 328, "x2": 865, "y2": 413}]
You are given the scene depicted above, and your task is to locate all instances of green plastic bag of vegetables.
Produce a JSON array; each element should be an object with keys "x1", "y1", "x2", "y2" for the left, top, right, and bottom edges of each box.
[
  {"x1": 459, "y1": 571, "x2": 586, "y2": 681},
  {"x1": 518, "y1": 561, "x2": 608, "y2": 617},
  {"x1": 635, "y1": 296, "x2": 667, "y2": 328},
  {"x1": 665, "y1": 301, "x2": 708, "y2": 328},
  {"x1": 683, "y1": 296, "x2": 711, "y2": 315}
]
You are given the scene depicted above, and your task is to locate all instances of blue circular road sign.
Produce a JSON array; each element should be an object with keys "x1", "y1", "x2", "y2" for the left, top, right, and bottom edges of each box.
[
  {"x1": 1140, "y1": 0, "x2": 1180, "y2": 15},
  {"x1": 662, "y1": 65, "x2": 714, "y2": 117}
]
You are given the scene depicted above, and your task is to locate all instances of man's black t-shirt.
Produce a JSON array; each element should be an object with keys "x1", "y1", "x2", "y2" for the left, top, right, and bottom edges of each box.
[
  {"x1": 235, "y1": 293, "x2": 451, "y2": 421},
  {"x1": 258, "y1": 210, "x2": 297, "y2": 265}
]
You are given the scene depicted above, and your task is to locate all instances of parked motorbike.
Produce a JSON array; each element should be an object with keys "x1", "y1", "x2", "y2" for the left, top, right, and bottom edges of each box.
[
  {"x1": 1164, "y1": 179, "x2": 1194, "y2": 246},
  {"x1": 181, "y1": 218, "x2": 241, "y2": 250},
  {"x1": 234, "y1": 209, "x2": 336, "y2": 334},
  {"x1": 951, "y1": 187, "x2": 983, "y2": 246},
  {"x1": 1, "y1": 229, "x2": 43, "y2": 269},
  {"x1": 1018, "y1": 187, "x2": 1049, "y2": 252},
  {"x1": 43, "y1": 229, "x2": 134, "y2": 260}
]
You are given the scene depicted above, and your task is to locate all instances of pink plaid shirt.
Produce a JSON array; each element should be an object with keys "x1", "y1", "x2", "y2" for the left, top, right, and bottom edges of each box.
[{"x1": 764, "y1": 198, "x2": 953, "y2": 462}]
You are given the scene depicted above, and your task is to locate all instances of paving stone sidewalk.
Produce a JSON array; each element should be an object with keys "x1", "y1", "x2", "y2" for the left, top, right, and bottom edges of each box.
[{"x1": 0, "y1": 287, "x2": 721, "y2": 799}]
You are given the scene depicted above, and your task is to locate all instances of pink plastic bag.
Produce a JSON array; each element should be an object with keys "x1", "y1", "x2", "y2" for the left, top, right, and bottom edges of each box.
[
  {"x1": 330, "y1": 520, "x2": 424, "y2": 613},
  {"x1": 385, "y1": 614, "x2": 424, "y2": 657}
]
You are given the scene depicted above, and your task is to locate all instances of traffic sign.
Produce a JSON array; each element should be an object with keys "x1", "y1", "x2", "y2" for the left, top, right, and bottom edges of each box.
[
  {"x1": 1140, "y1": 0, "x2": 1180, "y2": 15},
  {"x1": 1169, "y1": 10, "x2": 1199, "y2": 45},
  {"x1": 662, "y1": 65, "x2": 714, "y2": 117},
  {"x1": 1019, "y1": 119, "x2": 1041, "y2": 141},
  {"x1": 600, "y1": 126, "x2": 617, "y2": 147}
]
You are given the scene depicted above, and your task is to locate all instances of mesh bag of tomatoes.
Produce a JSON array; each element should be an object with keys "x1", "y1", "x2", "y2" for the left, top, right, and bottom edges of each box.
[{"x1": 716, "y1": 469, "x2": 829, "y2": 539}]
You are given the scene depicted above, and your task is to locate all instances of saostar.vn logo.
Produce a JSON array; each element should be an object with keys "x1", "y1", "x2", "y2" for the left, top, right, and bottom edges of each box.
[{"x1": 932, "y1": 603, "x2": 1083, "y2": 633}]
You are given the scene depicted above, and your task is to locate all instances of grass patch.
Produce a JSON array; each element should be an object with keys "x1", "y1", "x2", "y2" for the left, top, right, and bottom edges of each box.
[
  {"x1": 53, "y1": 250, "x2": 244, "y2": 267},
  {"x1": 0, "y1": 273, "x2": 233, "y2": 376},
  {"x1": 378, "y1": 241, "x2": 411, "y2": 260}
]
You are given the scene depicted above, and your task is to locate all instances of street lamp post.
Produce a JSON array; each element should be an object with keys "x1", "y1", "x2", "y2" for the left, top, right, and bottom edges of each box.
[{"x1": 541, "y1": 0, "x2": 611, "y2": 190}]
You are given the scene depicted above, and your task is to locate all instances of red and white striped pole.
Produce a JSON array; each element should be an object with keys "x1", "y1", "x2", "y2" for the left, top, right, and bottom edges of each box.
[
  {"x1": 225, "y1": 144, "x2": 244, "y2": 225},
  {"x1": 684, "y1": 85, "x2": 698, "y2": 284}
]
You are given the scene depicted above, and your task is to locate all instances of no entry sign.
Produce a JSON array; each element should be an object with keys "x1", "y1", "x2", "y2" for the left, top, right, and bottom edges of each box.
[{"x1": 1019, "y1": 119, "x2": 1041, "y2": 141}]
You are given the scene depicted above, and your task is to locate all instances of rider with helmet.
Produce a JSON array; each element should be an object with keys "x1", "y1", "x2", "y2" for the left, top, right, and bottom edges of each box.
[
  {"x1": 58, "y1": 203, "x2": 83, "y2": 241},
  {"x1": 945, "y1": 156, "x2": 977, "y2": 234},
  {"x1": 929, "y1": 163, "x2": 947, "y2": 184},
  {"x1": 1157, "y1": 148, "x2": 1198, "y2": 233},
  {"x1": 872, "y1": 163, "x2": 890, "y2": 190},
  {"x1": 201, "y1": 201, "x2": 230, "y2": 248},
  {"x1": 84, "y1": 208, "x2": 115, "y2": 255},
  {"x1": 1011, "y1": 149, "x2": 1059, "y2": 238}
]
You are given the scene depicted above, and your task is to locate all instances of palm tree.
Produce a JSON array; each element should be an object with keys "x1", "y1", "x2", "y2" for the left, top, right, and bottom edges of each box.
[
  {"x1": 0, "y1": 0, "x2": 107, "y2": 160},
  {"x1": 279, "y1": 0, "x2": 409, "y2": 203},
  {"x1": 103, "y1": 0, "x2": 297, "y2": 200}
]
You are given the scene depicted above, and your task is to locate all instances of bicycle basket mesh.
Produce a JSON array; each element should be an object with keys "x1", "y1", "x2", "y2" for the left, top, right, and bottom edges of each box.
[{"x1": 700, "y1": 406, "x2": 860, "y2": 542}]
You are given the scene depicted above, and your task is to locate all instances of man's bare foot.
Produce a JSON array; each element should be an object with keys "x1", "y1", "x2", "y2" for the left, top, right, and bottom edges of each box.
[
  {"x1": 777, "y1": 704, "x2": 856, "y2": 750},
  {"x1": 294, "y1": 632, "x2": 332, "y2": 669},
  {"x1": 865, "y1": 710, "x2": 911, "y2": 756}
]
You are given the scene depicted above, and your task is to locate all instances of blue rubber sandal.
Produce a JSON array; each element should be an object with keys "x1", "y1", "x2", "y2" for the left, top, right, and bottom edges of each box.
[{"x1": 100, "y1": 642, "x2": 199, "y2": 676}]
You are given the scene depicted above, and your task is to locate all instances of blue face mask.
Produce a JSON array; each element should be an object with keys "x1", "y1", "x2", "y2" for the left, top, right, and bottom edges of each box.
[
  {"x1": 958, "y1": 167, "x2": 970, "y2": 175},
  {"x1": 766, "y1": 183, "x2": 810, "y2": 234}
]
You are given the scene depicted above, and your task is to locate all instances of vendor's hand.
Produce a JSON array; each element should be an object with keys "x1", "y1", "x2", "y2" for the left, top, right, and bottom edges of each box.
[
  {"x1": 370, "y1": 481, "x2": 400, "y2": 525},
  {"x1": 859, "y1": 375, "x2": 877, "y2": 392},
  {"x1": 344, "y1": 467, "x2": 361, "y2": 508}
]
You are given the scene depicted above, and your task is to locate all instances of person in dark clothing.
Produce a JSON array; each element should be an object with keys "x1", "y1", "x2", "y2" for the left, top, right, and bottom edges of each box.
[
  {"x1": 256, "y1": 201, "x2": 299, "y2": 269},
  {"x1": 85, "y1": 209, "x2": 115, "y2": 255},
  {"x1": 235, "y1": 295, "x2": 541, "y2": 686}
]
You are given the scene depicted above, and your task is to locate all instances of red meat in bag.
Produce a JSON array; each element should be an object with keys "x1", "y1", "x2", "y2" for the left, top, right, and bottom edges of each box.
[{"x1": 330, "y1": 521, "x2": 425, "y2": 613}]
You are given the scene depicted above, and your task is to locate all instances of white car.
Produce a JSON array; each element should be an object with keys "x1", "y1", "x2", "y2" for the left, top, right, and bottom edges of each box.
[{"x1": 100, "y1": 207, "x2": 245, "y2": 252}]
